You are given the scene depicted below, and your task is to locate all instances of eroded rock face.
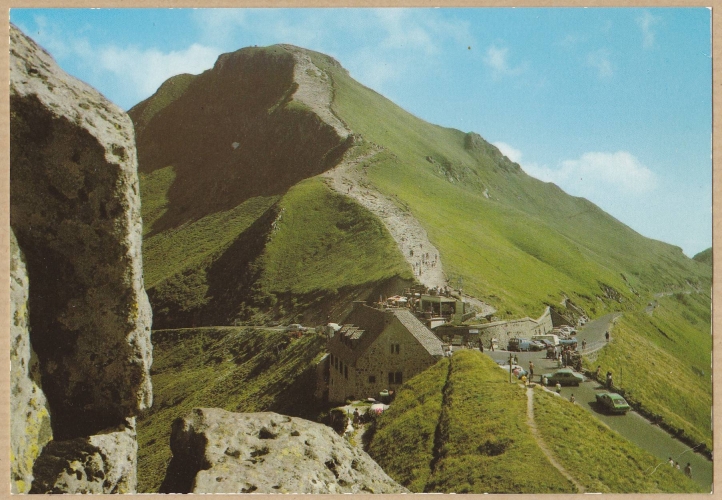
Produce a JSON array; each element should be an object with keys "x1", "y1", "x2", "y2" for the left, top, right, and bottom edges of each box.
[
  {"x1": 10, "y1": 230, "x2": 52, "y2": 493},
  {"x1": 30, "y1": 422, "x2": 137, "y2": 494},
  {"x1": 9, "y1": 24, "x2": 152, "y2": 439},
  {"x1": 161, "y1": 409, "x2": 408, "y2": 494}
]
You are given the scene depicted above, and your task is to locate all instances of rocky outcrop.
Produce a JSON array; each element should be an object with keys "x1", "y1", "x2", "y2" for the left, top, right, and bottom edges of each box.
[
  {"x1": 29, "y1": 423, "x2": 137, "y2": 494},
  {"x1": 10, "y1": 231, "x2": 52, "y2": 493},
  {"x1": 10, "y1": 24, "x2": 152, "y2": 493},
  {"x1": 160, "y1": 409, "x2": 408, "y2": 494}
]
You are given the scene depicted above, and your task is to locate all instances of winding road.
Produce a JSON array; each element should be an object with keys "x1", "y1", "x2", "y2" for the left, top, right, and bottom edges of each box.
[{"x1": 484, "y1": 313, "x2": 712, "y2": 491}]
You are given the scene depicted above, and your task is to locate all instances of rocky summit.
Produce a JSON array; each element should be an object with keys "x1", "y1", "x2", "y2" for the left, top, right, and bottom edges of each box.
[{"x1": 160, "y1": 408, "x2": 408, "y2": 494}]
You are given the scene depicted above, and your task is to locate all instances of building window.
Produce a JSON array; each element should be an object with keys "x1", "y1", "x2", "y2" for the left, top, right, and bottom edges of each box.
[
  {"x1": 369, "y1": 375, "x2": 376, "y2": 384},
  {"x1": 344, "y1": 366, "x2": 348, "y2": 379},
  {"x1": 390, "y1": 343, "x2": 400, "y2": 354},
  {"x1": 395, "y1": 372, "x2": 403, "y2": 384}
]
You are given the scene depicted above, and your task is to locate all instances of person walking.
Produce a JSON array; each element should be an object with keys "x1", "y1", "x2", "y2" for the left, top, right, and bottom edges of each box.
[
  {"x1": 555, "y1": 382, "x2": 562, "y2": 393},
  {"x1": 570, "y1": 394, "x2": 575, "y2": 404},
  {"x1": 668, "y1": 457, "x2": 674, "y2": 466},
  {"x1": 596, "y1": 365, "x2": 602, "y2": 381},
  {"x1": 605, "y1": 330, "x2": 610, "y2": 342},
  {"x1": 582, "y1": 339, "x2": 587, "y2": 351},
  {"x1": 528, "y1": 361, "x2": 534, "y2": 380}
]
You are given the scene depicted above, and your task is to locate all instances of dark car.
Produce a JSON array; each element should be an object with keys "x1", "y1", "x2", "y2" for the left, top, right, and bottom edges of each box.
[
  {"x1": 542, "y1": 368, "x2": 584, "y2": 386},
  {"x1": 595, "y1": 392, "x2": 631, "y2": 414}
]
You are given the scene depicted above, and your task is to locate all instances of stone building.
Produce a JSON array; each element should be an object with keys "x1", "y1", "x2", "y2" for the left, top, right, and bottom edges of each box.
[{"x1": 327, "y1": 302, "x2": 444, "y2": 403}]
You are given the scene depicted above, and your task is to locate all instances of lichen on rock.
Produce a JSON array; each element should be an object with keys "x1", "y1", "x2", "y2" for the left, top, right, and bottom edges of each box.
[
  {"x1": 9, "y1": 23, "x2": 152, "y2": 439},
  {"x1": 160, "y1": 408, "x2": 408, "y2": 494}
]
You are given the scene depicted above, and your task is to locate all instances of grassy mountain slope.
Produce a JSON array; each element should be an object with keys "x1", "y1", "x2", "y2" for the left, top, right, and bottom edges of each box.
[
  {"x1": 133, "y1": 43, "x2": 710, "y2": 325},
  {"x1": 369, "y1": 351, "x2": 574, "y2": 493},
  {"x1": 368, "y1": 350, "x2": 701, "y2": 493},
  {"x1": 313, "y1": 51, "x2": 710, "y2": 316},
  {"x1": 136, "y1": 327, "x2": 328, "y2": 492},
  {"x1": 586, "y1": 291, "x2": 712, "y2": 448},
  {"x1": 693, "y1": 247, "x2": 712, "y2": 266},
  {"x1": 131, "y1": 47, "x2": 412, "y2": 328}
]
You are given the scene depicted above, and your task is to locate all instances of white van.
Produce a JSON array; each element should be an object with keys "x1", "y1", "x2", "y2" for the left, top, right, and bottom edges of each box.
[{"x1": 532, "y1": 334, "x2": 560, "y2": 346}]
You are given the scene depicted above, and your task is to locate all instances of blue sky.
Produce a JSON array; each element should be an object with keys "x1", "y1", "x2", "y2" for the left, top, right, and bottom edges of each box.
[{"x1": 10, "y1": 8, "x2": 712, "y2": 257}]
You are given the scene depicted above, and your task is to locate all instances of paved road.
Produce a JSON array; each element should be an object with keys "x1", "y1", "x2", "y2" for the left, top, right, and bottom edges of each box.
[{"x1": 483, "y1": 314, "x2": 712, "y2": 492}]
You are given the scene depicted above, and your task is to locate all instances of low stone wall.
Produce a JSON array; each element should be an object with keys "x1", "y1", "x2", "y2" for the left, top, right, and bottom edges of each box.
[{"x1": 437, "y1": 307, "x2": 553, "y2": 348}]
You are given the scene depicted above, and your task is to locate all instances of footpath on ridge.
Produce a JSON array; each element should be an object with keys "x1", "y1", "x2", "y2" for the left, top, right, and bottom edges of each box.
[
  {"x1": 525, "y1": 387, "x2": 585, "y2": 493},
  {"x1": 323, "y1": 145, "x2": 495, "y2": 317}
]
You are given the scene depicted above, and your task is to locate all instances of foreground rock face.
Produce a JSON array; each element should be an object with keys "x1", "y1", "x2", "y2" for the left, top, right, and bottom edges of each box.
[
  {"x1": 161, "y1": 409, "x2": 408, "y2": 494},
  {"x1": 10, "y1": 24, "x2": 152, "y2": 438},
  {"x1": 9, "y1": 24, "x2": 152, "y2": 493},
  {"x1": 30, "y1": 423, "x2": 138, "y2": 494},
  {"x1": 10, "y1": 231, "x2": 52, "y2": 493}
]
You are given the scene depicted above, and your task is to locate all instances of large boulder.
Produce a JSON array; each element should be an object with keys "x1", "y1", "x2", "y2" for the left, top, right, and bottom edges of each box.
[
  {"x1": 9, "y1": 23, "x2": 152, "y2": 439},
  {"x1": 29, "y1": 422, "x2": 137, "y2": 494},
  {"x1": 10, "y1": 230, "x2": 52, "y2": 493},
  {"x1": 160, "y1": 409, "x2": 408, "y2": 494}
]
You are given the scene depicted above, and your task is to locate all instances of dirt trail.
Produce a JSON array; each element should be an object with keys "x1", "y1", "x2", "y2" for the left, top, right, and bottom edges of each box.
[
  {"x1": 285, "y1": 46, "x2": 350, "y2": 140},
  {"x1": 323, "y1": 146, "x2": 447, "y2": 290},
  {"x1": 526, "y1": 387, "x2": 585, "y2": 493}
]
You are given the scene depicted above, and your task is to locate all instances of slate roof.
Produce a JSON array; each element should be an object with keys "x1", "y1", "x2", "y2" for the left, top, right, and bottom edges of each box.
[{"x1": 392, "y1": 309, "x2": 445, "y2": 357}]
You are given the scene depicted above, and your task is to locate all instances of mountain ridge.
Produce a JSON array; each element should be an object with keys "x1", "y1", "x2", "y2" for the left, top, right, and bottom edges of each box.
[{"x1": 130, "y1": 42, "x2": 710, "y2": 327}]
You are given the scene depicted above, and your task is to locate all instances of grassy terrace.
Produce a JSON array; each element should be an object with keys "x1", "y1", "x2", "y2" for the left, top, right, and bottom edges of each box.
[
  {"x1": 366, "y1": 358, "x2": 449, "y2": 491},
  {"x1": 586, "y1": 292, "x2": 712, "y2": 448},
  {"x1": 369, "y1": 350, "x2": 575, "y2": 493},
  {"x1": 533, "y1": 387, "x2": 703, "y2": 493},
  {"x1": 136, "y1": 327, "x2": 327, "y2": 492}
]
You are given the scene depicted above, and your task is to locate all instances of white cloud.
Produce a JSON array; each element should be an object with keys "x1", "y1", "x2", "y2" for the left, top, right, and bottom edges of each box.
[
  {"x1": 637, "y1": 11, "x2": 659, "y2": 49},
  {"x1": 493, "y1": 141, "x2": 523, "y2": 163},
  {"x1": 483, "y1": 45, "x2": 527, "y2": 79},
  {"x1": 98, "y1": 44, "x2": 220, "y2": 100},
  {"x1": 586, "y1": 49, "x2": 613, "y2": 78},
  {"x1": 529, "y1": 151, "x2": 657, "y2": 195}
]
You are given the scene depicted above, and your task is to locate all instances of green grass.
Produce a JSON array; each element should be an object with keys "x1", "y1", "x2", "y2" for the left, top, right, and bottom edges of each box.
[
  {"x1": 142, "y1": 191, "x2": 277, "y2": 288},
  {"x1": 312, "y1": 50, "x2": 711, "y2": 318},
  {"x1": 366, "y1": 358, "x2": 449, "y2": 491},
  {"x1": 585, "y1": 292, "x2": 712, "y2": 448},
  {"x1": 693, "y1": 247, "x2": 712, "y2": 266},
  {"x1": 136, "y1": 327, "x2": 327, "y2": 492},
  {"x1": 369, "y1": 350, "x2": 575, "y2": 493},
  {"x1": 259, "y1": 178, "x2": 413, "y2": 295},
  {"x1": 533, "y1": 386, "x2": 703, "y2": 493}
]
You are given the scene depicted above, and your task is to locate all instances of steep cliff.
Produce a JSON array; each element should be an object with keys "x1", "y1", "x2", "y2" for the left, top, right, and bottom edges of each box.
[{"x1": 10, "y1": 24, "x2": 152, "y2": 493}]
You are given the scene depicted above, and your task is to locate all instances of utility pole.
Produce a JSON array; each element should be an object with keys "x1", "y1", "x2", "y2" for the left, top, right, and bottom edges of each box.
[{"x1": 509, "y1": 351, "x2": 513, "y2": 384}]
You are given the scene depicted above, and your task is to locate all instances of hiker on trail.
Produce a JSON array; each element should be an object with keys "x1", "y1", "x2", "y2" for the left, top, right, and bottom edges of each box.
[
  {"x1": 668, "y1": 457, "x2": 674, "y2": 466},
  {"x1": 513, "y1": 355, "x2": 519, "y2": 365},
  {"x1": 353, "y1": 408, "x2": 360, "y2": 426},
  {"x1": 490, "y1": 341, "x2": 494, "y2": 352},
  {"x1": 570, "y1": 394, "x2": 575, "y2": 403},
  {"x1": 582, "y1": 339, "x2": 587, "y2": 351},
  {"x1": 605, "y1": 330, "x2": 610, "y2": 342},
  {"x1": 675, "y1": 462, "x2": 681, "y2": 470},
  {"x1": 606, "y1": 371, "x2": 613, "y2": 389},
  {"x1": 480, "y1": 343, "x2": 484, "y2": 353},
  {"x1": 528, "y1": 361, "x2": 534, "y2": 379},
  {"x1": 596, "y1": 365, "x2": 602, "y2": 381},
  {"x1": 542, "y1": 375, "x2": 548, "y2": 386},
  {"x1": 685, "y1": 463, "x2": 692, "y2": 478}
]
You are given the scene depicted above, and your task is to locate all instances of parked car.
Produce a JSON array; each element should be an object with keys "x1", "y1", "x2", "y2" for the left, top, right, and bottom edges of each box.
[
  {"x1": 595, "y1": 392, "x2": 631, "y2": 414},
  {"x1": 542, "y1": 368, "x2": 584, "y2": 386},
  {"x1": 559, "y1": 325, "x2": 577, "y2": 336},
  {"x1": 285, "y1": 323, "x2": 307, "y2": 333},
  {"x1": 559, "y1": 338, "x2": 578, "y2": 348},
  {"x1": 507, "y1": 338, "x2": 545, "y2": 352}
]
